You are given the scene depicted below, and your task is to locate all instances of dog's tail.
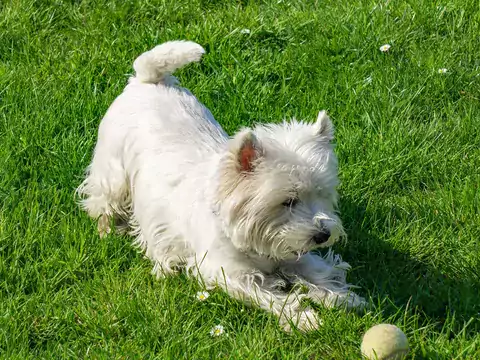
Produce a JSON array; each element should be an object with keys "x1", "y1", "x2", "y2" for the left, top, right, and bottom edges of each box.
[{"x1": 133, "y1": 40, "x2": 205, "y2": 84}]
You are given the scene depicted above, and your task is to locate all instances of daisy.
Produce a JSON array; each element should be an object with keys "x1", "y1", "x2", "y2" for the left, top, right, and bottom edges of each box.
[
  {"x1": 196, "y1": 291, "x2": 209, "y2": 301},
  {"x1": 210, "y1": 324, "x2": 225, "y2": 337},
  {"x1": 379, "y1": 44, "x2": 391, "y2": 52},
  {"x1": 438, "y1": 68, "x2": 448, "y2": 74}
]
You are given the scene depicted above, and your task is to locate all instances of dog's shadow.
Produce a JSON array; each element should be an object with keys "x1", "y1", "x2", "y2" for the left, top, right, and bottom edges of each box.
[{"x1": 334, "y1": 195, "x2": 479, "y2": 334}]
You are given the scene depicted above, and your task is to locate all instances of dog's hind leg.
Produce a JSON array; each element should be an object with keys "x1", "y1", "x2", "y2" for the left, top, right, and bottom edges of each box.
[{"x1": 77, "y1": 149, "x2": 131, "y2": 237}]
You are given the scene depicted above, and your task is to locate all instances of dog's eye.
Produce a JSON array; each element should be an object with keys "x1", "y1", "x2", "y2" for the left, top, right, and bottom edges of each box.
[{"x1": 282, "y1": 198, "x2": 299, "y2": 208}]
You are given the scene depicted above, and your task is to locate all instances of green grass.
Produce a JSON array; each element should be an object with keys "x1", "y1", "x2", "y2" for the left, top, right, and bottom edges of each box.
[{"x1": 1, "y1": 0, "x2": 479, "y2": 358}]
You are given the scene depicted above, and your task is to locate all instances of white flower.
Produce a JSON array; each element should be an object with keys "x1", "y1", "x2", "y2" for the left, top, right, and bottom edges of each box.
[
  {"x1": 210, "y1": 324, "x2": 225, "y2": 337},
  {"x1": 438, "y1": 68, "x2": 448, "y2": 74},
  {"x1": 240, "y1": 28, "x2": 251, "y2": 34},
  {"x1": 196, "y1": 291, "x2": 209, "y2": 301},
  {"x1": 379, "y1": 44, "x2": 391, "y2": 52}
]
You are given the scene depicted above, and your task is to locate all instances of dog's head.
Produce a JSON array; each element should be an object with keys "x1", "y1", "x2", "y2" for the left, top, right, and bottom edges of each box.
[{"x1": 216, "y1": 111, "x2": 345, "y2": 261}]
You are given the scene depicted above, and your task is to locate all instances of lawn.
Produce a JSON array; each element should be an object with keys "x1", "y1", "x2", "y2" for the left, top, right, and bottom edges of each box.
[{"x1": 1, "y1": 0, "x2": 479, "y2": 358}]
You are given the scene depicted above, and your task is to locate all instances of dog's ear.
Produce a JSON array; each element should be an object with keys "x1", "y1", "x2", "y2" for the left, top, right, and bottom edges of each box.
[
  {"x1": 313, "y1": 110, "x2": 334, "y2": 141},
  {"x1": 230, "y1": 129, "x2": 263, "y2": 173}
]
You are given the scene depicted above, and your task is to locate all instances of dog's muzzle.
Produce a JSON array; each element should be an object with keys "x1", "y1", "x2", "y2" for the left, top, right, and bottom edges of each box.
[
  {"x1": 312, "y1": 230, "x2": 331, "y2": 245},
  {"x1": 312, "y1": 215, "x2": 343, "y2": 247}
]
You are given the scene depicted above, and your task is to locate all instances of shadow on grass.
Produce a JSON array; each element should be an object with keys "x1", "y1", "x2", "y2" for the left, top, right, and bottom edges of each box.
[{"x1": 337, "y1": 195, "x2": 479, "y2": 336}]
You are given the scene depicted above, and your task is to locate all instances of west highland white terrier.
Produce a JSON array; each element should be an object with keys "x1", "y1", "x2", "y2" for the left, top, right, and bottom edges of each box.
[{"x1": 77, "y1": 40, "x2": 365, "y2": 332}]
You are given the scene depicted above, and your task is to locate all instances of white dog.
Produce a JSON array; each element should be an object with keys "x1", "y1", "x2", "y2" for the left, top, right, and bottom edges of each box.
[{"x1": 77, "y1": 40, "x2": 365, "y2": 332}]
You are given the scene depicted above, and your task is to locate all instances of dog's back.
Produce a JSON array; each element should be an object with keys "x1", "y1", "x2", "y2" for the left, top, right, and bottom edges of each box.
[
  {"x1": 77, "y1": 41, "x2": 227, "y2": 238},
  {"x1": 118, "y1": 41, "x2": 228, "y2": 153}
]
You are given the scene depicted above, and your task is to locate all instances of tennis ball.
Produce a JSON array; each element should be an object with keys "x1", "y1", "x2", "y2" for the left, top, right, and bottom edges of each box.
[{"x1": 361, "y1": 324, "x2": 409, "y2": 360}]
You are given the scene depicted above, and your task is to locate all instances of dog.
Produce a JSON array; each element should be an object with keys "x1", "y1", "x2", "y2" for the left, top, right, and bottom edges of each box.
[{"x1": 77, "y1": 40, "x2": 365, "y2": 332}]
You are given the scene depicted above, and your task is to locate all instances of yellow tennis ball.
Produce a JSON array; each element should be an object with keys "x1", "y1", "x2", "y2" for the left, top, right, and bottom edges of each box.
[{"x1": 361, "y1": 324, "x2": 409, "y2": 360}]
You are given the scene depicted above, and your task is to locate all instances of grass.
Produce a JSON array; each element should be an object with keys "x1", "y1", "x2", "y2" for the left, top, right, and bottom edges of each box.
[{"x1": 1, "y1": 0, "x2": 479, "y2": 358}]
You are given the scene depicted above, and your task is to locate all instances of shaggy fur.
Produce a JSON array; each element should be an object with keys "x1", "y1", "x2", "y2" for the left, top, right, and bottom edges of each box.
[{"x1": 77, "y1": 40, "x2": 365, "y2": 332}]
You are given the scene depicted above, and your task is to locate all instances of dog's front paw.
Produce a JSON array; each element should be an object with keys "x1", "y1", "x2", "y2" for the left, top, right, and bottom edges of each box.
[
  {"x1": 280, "y1": 309, "x2": 322, "y2": 333},
  {"x1": 308, "y1": 289, "x2": 367, "y2": 311},
  {"x1": 329, "y1": 292, "x2": 368, "y2": 311},
  {"x1": 339, "y1": 292, "x2": 367, "y2": 311}
]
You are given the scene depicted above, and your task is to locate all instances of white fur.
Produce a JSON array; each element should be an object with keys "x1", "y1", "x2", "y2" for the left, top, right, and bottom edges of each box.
[{"x1": 77, "y1": 40, "x2": 365, "y2": 332}]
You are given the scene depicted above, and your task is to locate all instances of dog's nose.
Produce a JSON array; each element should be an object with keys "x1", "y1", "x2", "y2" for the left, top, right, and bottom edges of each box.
[{"x1": 312, "y1": 231, "x2": 330, "y2": 245}]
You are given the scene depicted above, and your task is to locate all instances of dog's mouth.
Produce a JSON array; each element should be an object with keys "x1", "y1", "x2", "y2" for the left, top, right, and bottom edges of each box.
[
  {"x1": 290, "y1": 239, "x2": 335, "y2": 260},
  {"x1": 292, "y1": 249, "x2": 310, "y2": 261}
]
